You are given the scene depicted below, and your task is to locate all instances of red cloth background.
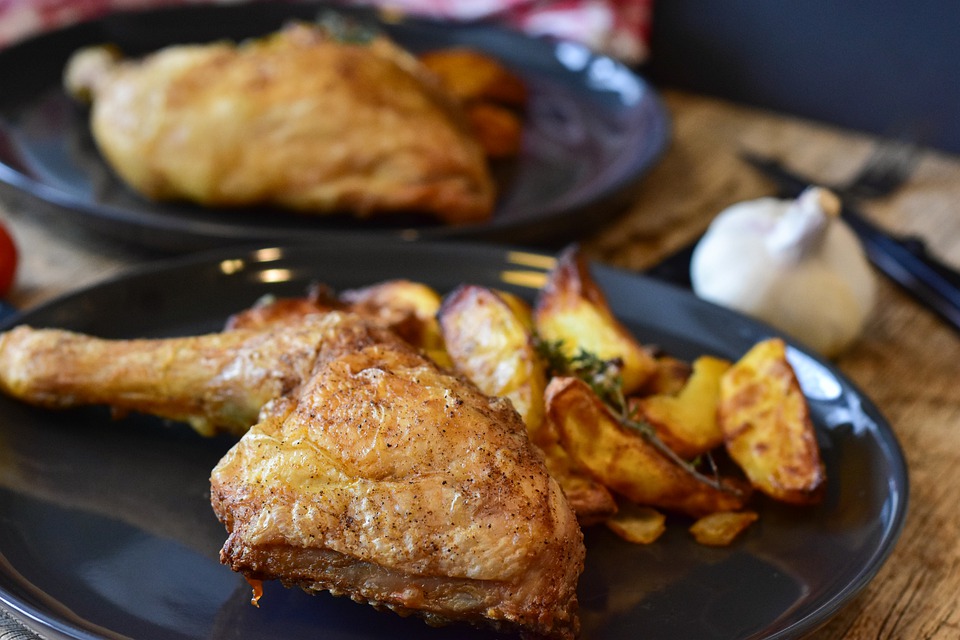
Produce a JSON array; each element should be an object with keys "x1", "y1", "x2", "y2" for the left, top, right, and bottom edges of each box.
[{"x1": 0, "y1": 0, "x2": 652, "y2": 63}]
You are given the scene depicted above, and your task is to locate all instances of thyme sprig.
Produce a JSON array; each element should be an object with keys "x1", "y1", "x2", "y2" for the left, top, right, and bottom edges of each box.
[
  {"x1": 535, "y1": 337, "x2": 739, "y2": 496},
  {"x1": 536, "y1": 338, "x2": 627, "y2": 411}
]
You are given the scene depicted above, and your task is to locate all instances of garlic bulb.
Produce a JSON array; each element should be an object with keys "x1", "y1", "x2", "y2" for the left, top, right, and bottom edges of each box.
[{"x1": 690, "y1": 187, "x2": 876, "y2": 358}]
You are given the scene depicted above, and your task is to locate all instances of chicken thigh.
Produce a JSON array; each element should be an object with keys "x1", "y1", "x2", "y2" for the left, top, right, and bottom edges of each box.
[{"x1": 212, "y1": 313, "x2": 583, "y2": 638}]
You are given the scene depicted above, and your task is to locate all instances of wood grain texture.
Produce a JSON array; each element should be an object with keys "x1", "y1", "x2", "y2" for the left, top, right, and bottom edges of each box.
[{"x1": 2, "y1": 89, "x2": 959, "y2": 639}]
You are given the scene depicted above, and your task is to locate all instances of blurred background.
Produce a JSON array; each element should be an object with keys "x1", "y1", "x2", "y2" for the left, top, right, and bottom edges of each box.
[
  {"x1": 3, "y1": 0, "x2": 957, "y2": 153},
  {"x1": 646, "y1": 0, "x2": 960, "y2": 153}
]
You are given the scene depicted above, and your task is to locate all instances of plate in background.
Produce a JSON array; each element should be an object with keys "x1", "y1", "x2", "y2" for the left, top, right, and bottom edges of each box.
[
  {"x1": 0, "y1": 238, "x2": 907, "y2": 639},
  {"x1": 0, "y1": 2, "x2": 669, "y2": 250}
]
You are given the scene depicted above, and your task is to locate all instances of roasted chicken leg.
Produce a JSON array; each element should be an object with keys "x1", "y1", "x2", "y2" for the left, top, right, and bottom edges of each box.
[
  {"x1": 0, "y1": 313, "x2": 584, "y2": 637},
  {"x1": 0, "y1": 319, "x2": 341, "y2": 436},
  {"x1": 64, "y1": 22, "x2": 496, "y2": 223}
]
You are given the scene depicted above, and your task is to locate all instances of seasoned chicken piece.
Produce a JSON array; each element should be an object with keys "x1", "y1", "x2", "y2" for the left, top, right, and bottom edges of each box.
[
  {"x1": 63, "y1": 23, "x2": 496, "y2": 223},
  {"x1": 212, "y1": 314, "x2": 583, "y2": 638},
  {"x1": 0, "y1": 319, "x2": 341, "y2": 436},
  {"x1": 0, "y1": 313, "x2": 584, "y2": 637}
]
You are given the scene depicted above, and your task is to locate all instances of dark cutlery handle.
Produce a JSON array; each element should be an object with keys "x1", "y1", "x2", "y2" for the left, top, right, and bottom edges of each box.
[
  {"x1": 900, "y1": 235, "x2": 960, "y2": 289},
  {"x1": 842, "y1": 210, "x2": 960, "y2": 332}
]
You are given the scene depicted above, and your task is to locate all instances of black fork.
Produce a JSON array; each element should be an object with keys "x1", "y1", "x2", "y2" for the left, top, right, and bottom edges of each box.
[{"x1": 834, "y1": 139, "x2": 922, "y2": 201}]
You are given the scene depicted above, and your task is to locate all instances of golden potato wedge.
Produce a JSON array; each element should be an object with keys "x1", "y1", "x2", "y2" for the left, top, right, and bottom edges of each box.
[
  {"x1": 689, "y1": 511, "x2": 759, "y2": 547},
  {"x1": 465, "y1": 102, "x2": 524, "y2": 158},
  {"x1": 546, "y1": 376, "x2": 751, "y2": 518},
  {"x1": 535, "y1": 246, "x2": 657, "y2": 394},
  {"x1": 637, "y1": 355, "x2": 692, "y2": 396},
  {"x1": 340, "y1": 279, "x2": 442, "y2": 325},
  {"x1": 418, "y1": 47, "x2": 527, "y2": 108},
  {"x1": 606, "y1": 502, "x2": 667, "y2": 545},
  {"x1": 495, "y1": 289, "x2": 536, "y2": 333},
  {"x1": 340, "y1": 279, "x2": 448, "y2": 365},
  {"x1": 539, "y1": 437, "x2": 619, "y2": 526},
  {"x1": 438, "y1": 284, "x2": 546, "y2": 432},
  {"x1": 633, "y1": 355, "x2": 731, "y2": 459},
  {"x1": 719, "y1": 338, "x2": 826, "y2": 505}
]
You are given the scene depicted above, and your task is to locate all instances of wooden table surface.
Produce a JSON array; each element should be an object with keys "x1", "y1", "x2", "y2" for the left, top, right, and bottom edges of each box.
[{"x1": 2, "y1": 89, "x2": 959, "y2": 639}]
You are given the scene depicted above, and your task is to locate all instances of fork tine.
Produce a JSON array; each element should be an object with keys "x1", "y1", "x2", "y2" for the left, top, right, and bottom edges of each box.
[{"x1": 844, "y1": 138, "x2": 922, "y2": 200}]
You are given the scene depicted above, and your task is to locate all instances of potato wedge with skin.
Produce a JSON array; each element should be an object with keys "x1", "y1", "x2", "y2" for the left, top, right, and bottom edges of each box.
[
  {"x1": 535, "y1": 246, "x2": 657, "y2": 394},
  {"x1": 547, "y1": 376, "x2": 751, "y2": 518},
  {"x1": 341, "y1": 280, "x2": 449, "y2": 365},
  {"x1": 539, "y1": 437, "x2": 619, "y2": 526},
  {"x1": 439, "y1": 284, "x2": 546, "y2": 432},
  {"x1": 689, "y1": 511, "x2": 759, "y2": 547},
  {"x1": 485, "y1": 289, "x2": 536, "y2": 333},
  {"x1": 633, "y1": 356, "x2": 731, "y2": 459},
  {"x1": 465, "y1": 102, "x2": 524, "y2": 158},
  {"x1": 440, "y1": 285, "x2": 617, "y2": 524},
  {"x1": 719, "y1": 338, "x2": 826, "y2": 505},
  {"x1": 418, "y1": 49, "x2": 526, "y2": 159},
  {"x1": 637, "y1": 355, "x2": 691, "y2": 397},
  {"x1": 418, "y1": 48, "x2": 528, "y2": 108},
  {"x1": 340, "y1": 279, "x2": 443, "y2": 332}
]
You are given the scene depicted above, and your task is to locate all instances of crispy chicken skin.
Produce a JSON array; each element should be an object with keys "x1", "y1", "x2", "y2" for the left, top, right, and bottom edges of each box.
[
  {"x1": 63, "y1": 23, "x2": 496, "y2": 223},
  {"x1": 0, "y1": 313, "x2": 584, "y2": 637},
  {"x1": 0, "y1": 319, "x2": 340, "y2": 436},
  {"x1": 212, "y1": 314, "x2": 583, "y2": 638}
]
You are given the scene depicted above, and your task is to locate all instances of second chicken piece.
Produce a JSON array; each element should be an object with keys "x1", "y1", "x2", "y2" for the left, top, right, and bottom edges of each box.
[{"x1": 64, "y1": 22, "x2": 497, "y2": 223}]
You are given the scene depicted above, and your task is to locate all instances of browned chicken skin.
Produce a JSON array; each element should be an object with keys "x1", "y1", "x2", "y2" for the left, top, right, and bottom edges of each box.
[
  {"x1": 0, "y1": 319, "x2": 334, "y2": 436},
  {"x1": 0, "y1": 313, "x2": 584, "y2": 637},
  {"x1": 63, "y1": 23, "x2": 496, "y2": 223},
  {"x1": 213, "y1": 313, "x2": 583, "y2": 638}
]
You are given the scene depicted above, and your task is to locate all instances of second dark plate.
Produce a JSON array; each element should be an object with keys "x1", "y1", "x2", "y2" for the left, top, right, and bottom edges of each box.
[{"x1": 0, "y1": 1, "x2": 669, "y2": 250}]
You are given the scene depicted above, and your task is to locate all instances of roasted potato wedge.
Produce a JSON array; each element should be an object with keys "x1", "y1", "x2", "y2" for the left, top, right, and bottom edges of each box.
[
  {"x1": 606, "y1": 502, "x2": 667, "y2": 545},
  {"x1": 495, "y1": 289, "x2": 537, "y2": 332},
  {"x1": 535, "y1": 247, "x2": 657, "y2": 394},
  {"x1": 633, "y1": 355, "x2": 731, "y2": 459},
  {"x1": 418, "y1": 47, "x2": 527, "y2": 108},
  {"x1": 689, "y1": 511, "x2": 759, "y2": 546},
  {"x1": 439, "y1": 285, "x2": 617, "y2": 524},
  {"x1": 538, "y1": 436, "x2": 619, "y2": 526},
  {"x1": 546, "y1": 376, "x2": 750, "y2": 518},
  {"x1": 439, "y1": 285, "x2": 546, "y2": 432},
  {"x1": 341, "y1": 279, "x2": 449, "y2": 365},
  {"x1": 719, "y1": 338, "x2": 826, "y2": 505},
  {"x1": 637, "y1": 355, "x2": 692, "y2": 396},
  {"x1": 418, "y1": 48, "x2": 527, "y2": 159},
  {"x1": 465, "y1": 102, "x2": 524, "y2": 158}
]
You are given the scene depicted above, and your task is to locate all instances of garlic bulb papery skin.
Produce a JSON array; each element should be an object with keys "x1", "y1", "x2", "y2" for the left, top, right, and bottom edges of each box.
[{"x1": 690, "y1": 187, "x2": 877, "y2": 358}]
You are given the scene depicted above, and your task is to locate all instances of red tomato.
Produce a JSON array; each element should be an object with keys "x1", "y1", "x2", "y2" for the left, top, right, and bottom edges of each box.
[{"x1": 0, "y1": 221, "x2": 18, "y2": 298}]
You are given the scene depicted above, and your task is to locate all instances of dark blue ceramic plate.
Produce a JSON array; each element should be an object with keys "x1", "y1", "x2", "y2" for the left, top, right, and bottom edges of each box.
[
  {"x1": 0, "y1": 1, "x2": 669, "y2": 250},
  {"x1": 0, "y1": 239, "x2": 907, "y2": 640}
]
